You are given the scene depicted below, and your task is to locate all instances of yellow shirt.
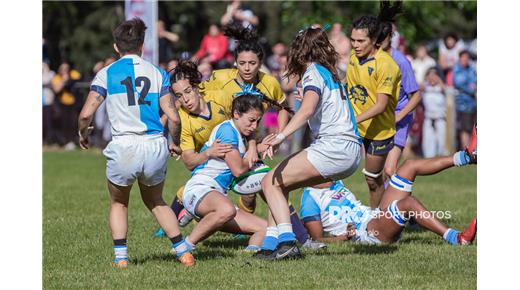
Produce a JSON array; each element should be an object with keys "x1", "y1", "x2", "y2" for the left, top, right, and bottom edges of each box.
[
  {"x1": 179, "y1": 98, "x2": 229, "y2": 152},
  {"x1": 199, "y1": 68, "x2": 286, "y2": 112},
  {"x1": 346, "y1": 49, "x2": 401, "y2": 140}
]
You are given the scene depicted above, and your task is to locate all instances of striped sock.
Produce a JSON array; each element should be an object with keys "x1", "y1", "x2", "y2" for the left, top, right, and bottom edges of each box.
[
  {"x1": 261, "y1": 226, "x2": 279, "y2": 251},
  {"x1": 277, "y1": 223, "x2": 296, "y2": 243},
  {"x1": 113, "y1": 238, "x2": 128, "y2": 262},
  {"x1": 443, "y1": 228, "x2": 460, "y2": 245},
  {"x1": 171, "y1": 235, "x2": 191, "y2": 257}
]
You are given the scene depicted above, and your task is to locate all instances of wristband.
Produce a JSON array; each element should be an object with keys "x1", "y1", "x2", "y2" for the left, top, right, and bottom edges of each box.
[{"x1": 275, "y1": 133, "x2": 286, "y2": 142}]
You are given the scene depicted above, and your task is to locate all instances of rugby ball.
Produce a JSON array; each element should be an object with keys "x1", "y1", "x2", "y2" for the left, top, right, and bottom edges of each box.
[{"x1": 231, "y1": 162, "x2": 272, "y2": 195}]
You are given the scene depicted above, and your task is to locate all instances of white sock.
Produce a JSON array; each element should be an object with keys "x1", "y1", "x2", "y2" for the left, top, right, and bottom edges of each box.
[
  {"x1": 114, "y1": 246, "x2": 127, "y2": 260},
  {"x1": 277, "y1": 223, "x2": 293, "y2": 235},
  {"x1": 266, "y1": 226, "x2": 279, "y2": 238}
]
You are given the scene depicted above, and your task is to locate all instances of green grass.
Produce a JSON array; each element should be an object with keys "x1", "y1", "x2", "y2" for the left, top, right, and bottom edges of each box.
[{"x1": 43, "y1": 150, "x2": 476, "y2": 289}]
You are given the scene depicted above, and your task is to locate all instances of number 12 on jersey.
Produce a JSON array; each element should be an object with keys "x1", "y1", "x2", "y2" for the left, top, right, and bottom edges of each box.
[{"x1": 120, "y1": 76, "x2": 151, "y2": 106}]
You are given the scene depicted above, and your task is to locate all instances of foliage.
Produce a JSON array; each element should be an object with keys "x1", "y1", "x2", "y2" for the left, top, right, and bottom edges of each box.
[{"x1": 43, "y1": 1, "x2": 476, "y2": 77}]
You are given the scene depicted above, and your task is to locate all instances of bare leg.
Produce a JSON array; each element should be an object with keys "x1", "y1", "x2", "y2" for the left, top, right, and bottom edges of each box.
[
  {"x1": 261, "y1": 150, "x2": 329, "y2": 226},
  {"x1": 238, "y1": 194, "x2": 256, "y2": 213},
  {"x1": 365, "y1": 153, "x2": 387, "y2": 208},
  {"x1": 220, "y1": 210, "x2": 268, "y2": 246},
  {"x1": 138, "y1": 181, "x2": 182, "y2": 239},
  {"x1": 369, "y1": 196, "x2": 449, "y2": 243},
  {"x1": 107, "y1": 181, "x2": 132, "y2": 240},
  {"x1": 188, "y1": 191, "x2": 237, "y2": 244},
  {"x1": 384, "y1": 146, "x2": 403, "y2": 178}
]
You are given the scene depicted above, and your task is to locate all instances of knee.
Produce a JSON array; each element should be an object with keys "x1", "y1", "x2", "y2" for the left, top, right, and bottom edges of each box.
[
  {"x1": 216, "y1": 205, "x2": 237, "y2": 223},
  {"x1": 384, "y1": 165, "x2": 396, "y2": 179},
  {"x1": 365, "y1": 175, "x2": 381, "y2": 191},
  {"x1": 396, "y1": 160, "x2": 416, "y2": 177}
]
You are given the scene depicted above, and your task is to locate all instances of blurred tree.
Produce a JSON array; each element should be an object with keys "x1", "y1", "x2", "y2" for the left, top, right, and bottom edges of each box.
[{"x1": 43, "y1": 1, "x2": 476, "y2": 78}]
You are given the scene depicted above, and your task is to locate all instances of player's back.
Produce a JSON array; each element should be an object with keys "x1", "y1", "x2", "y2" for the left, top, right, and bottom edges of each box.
[
  {"x1": 302, "y1": 63, "x2": 360, "y2": 143},
  {"x1": 91, "y1": 54, "x2": 169, "y2": 136}
]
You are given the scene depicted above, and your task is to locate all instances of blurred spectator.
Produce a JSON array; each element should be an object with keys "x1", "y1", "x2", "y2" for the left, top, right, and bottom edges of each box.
[
  {"x1": 192, "y1": 24, "x2": 230, "y2": 69},
  {"x1": 412, "y1": 44, "x2": 437, "y2": 85},
  {"x1": 51, "y1": 62, "x2": 81, "y2": 150},
  {"x1": 421, "y1": 68, "x2": 447, "y2": 158},
  {"x1": 453, "y1": 50, "x2": 477, "y2": 150},
  {"x1": 42, "y1": 62, "x2": 56, "y2": 145},
  {"x1": 266, "y1": 42, "x2": 286, "y2": 77},
  {"x1": 438, "y1": 32, "x2": 465, "y2": 86},
  {"x1": 157, "y1": 20, "x2": 180, "y2": 67},
  {"x1": 328, "y1": 23, "x2": 351, "y2": 80},
  {"x1": 198, "y1": 62, "x2": 213, "y2": 82},
  {"x1": 220, "y1": 0, "x2": 258, "y2": 28}
]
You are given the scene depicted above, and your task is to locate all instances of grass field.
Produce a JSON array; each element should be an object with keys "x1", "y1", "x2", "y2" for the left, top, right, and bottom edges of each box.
[{"x1": 43, "y1": 149, "x2": 476, "y2": 289}]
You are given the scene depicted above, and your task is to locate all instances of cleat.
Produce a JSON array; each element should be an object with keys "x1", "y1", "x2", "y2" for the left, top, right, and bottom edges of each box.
[
  {"x1": 252, "y1": 249, "x2": 276, "y2": 260},
  {"x1": 178, "y1": 252, "x2": 196, "y2": 266},
  {"x1": 273, "y1": 241, "x2": 303, "y2": 260},
  {"x1": 178, "y1": 209, "x2": 194, "y2": 227},
  {"x1": 458, "y1": 218, "x2": 477, "y2": 245},
  {"x1": 465, "y1": 124, "x2": 477, "y2": 164},
  {"x1": 154, "y1": 228, "x2": 166, "y2": 238},
  {"x1": 302, "y1": 238, "x2": 327, "y2": 250},
  {"x1": 114, "y1": 258, "x2": 128, "y2": 268}
]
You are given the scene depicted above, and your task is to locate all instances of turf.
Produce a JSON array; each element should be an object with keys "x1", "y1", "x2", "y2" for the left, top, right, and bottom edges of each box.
[{"x1": 43, "y1": 149, "x2": 476, "y2": 289}]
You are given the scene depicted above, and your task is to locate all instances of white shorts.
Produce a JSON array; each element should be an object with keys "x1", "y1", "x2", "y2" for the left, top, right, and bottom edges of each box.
[
  {"x1": 182, "y1": 174, "x2": 226, "y2": 219},
  {"x1": 103, "y1": 134, "x2": 168, "y2": 187},
  {"x1": 305, "y1": 137, "x2": 361, "y2": 180}
]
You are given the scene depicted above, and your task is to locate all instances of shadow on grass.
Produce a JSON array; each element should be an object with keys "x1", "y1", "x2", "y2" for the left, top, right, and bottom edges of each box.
[
  {"x1": 130, "y1": 248, "x2": 235, "y2": 264},
  {"x1": 350, "y1": 243, "x2": 398, "y2": 255},
  {"x1": 202, "y1": 236, "x2": 249, "y2": 250}
]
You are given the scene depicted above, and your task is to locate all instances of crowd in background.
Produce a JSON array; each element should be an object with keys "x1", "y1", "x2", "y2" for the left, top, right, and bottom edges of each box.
[{"x1": 42, "y1": 1, "x2": 477, "y2": 159}]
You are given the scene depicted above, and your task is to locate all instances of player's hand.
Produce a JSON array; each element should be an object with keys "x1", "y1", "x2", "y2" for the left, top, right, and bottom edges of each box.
[
  {"x1": 345, "y1": 223, "x2": 357, "y2": 240},
  {"x1": 206, "y1": 139, "x2": 233, "y2": 158},
  {"x1": 78, "y1": 126, "x2": 94, "y2": 150},
  {"x1": 169, "y1": 144, "x2": 182, "y2": 159},
  {"x1": 262, "y1": 146, "x2": 274, "y2": 160},
  {"x1": 244, "y1": 146, "x2": 258, "y2": 168},
  {"x1": 257, "y1": 133, "x2": 276, "y2": 153}
]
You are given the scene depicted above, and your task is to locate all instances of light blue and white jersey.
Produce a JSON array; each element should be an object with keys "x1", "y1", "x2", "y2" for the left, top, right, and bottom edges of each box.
[
  {"x1": 301, "y1": 63, "x2": 360, "y2": 143},
  {"x1": 300, "y1": 181, "x2": 372, "y2": 236},
  {"x1": 192, "y1": 120, "x2": 247, "y2": 190},
  {"x1": 90, "y1": 54, "x2": 170, "y2": 136}
]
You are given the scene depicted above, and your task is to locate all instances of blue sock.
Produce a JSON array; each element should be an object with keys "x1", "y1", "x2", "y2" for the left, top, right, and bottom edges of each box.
[
  {"x1": 278, "y1": 223, "x2": 296, "y2": 243},
  {"x1": 453, "y1": 151, "x2": 470, "y2": 167},
  {"x1": 443, "y1": 228, "x2": 459, "y2": 245},
  {"x1": 171, "y1": 235, "x2": 192, "y2": 257},
  {"x1": 261, "y1": 227, "x2": 279, "y2": 251}
]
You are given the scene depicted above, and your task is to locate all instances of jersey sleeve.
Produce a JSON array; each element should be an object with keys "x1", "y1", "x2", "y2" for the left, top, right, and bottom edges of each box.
[
  {"x1": 376, "y1": 60, "x2": 400, "y2": 96},
  {"x1": 300, "y1": 188, "x2": 321, "y2": 222},
  {"x1": 179, "y1": 112, "x2": 195, "y2": 152},
  {"x1": 399, "y1": 57, "x2": 420, "y2": 95},
  {"x1": 301, "y1": 67, "x2": 324, "y2": 98},
  {"x1": 215, "y1": 122, "x2": 239, "y2": 149},
  {"x1": 159, "y1": 68, "x2": 171, "y2": 98},
  {"x1": 199, "y1": 71, "x2": 221, "y2": 93},
  {"x1": 90, "y1": 68, "x2": 108, "y2": 97}
]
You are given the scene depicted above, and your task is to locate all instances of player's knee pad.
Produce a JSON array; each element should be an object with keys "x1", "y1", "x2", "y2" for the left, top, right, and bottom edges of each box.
[
  {"x1": 388, "y1": 200, "x2": 408, "y2": 227},
  {"x1": 362, "y1": 168, "x2": 383, "y2": 179},
  {"x1": 389, "y1": 174, "x2": 413, "y2": 192}
]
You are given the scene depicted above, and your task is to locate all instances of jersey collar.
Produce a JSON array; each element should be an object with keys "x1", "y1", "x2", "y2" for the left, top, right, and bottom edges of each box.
[{"x1": 189, "y1": 102, "x2": 212, "y2": 121}]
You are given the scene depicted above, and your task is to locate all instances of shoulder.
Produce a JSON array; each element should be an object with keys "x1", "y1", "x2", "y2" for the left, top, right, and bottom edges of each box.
[
  {"x1": 258, "y1": 71, "x2": 282, "y2": 89},
  {"x1": 376, "y1": 51, "x2": 399, "y2": 71}
]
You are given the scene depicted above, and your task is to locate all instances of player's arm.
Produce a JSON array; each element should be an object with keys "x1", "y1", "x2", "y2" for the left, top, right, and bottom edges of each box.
[
  {"x1": 159, "y1": 93, "x2": 182, "y2": 155},
  {"x1": 274, "y1": 89, "x2": 319, "y2": 141},
  {"x1": 181, "y1": 141, "x2": 233, "y2": 171},
  {"x1": 78, "y1": 91, "x2": 104, "y2": 149},
  {"x1": 225, "y1": 149, "x2": 251, "y2": 177},
  {"x1": 303, "y1": 220, "x2": 349, "y2": 242},
  {"x1": 277, "y1": 99, "x2": 290, "y2": 132},
  {"x1": 244, "y1": 137, "x2": 259, "y2": 167},
  {"x1": 395, "y1": 90, "x2": 421, "y2": 123},
  {"x1": 355, "y1": 92, "x2": 389, "y2": 124}
]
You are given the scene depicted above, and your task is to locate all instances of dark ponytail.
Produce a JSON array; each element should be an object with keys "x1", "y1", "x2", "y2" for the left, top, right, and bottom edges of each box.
[{"x1": 224, "y1": 23, "x2": 264, "y2": 62}]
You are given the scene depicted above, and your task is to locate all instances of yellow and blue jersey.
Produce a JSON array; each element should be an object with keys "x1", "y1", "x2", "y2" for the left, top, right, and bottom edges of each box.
[
  {"x1": 199, "y1": 68, "x2": 286, "y2": 111},
  {"x1": 179, "y1": 97, "x2": 229, "y2": 153},
  {"x1": 346, "y1": 49, "x2": 401, "y2": 140},
  {"x1": 90, "y1": 54, "x2": 170, "y2": 136}
]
